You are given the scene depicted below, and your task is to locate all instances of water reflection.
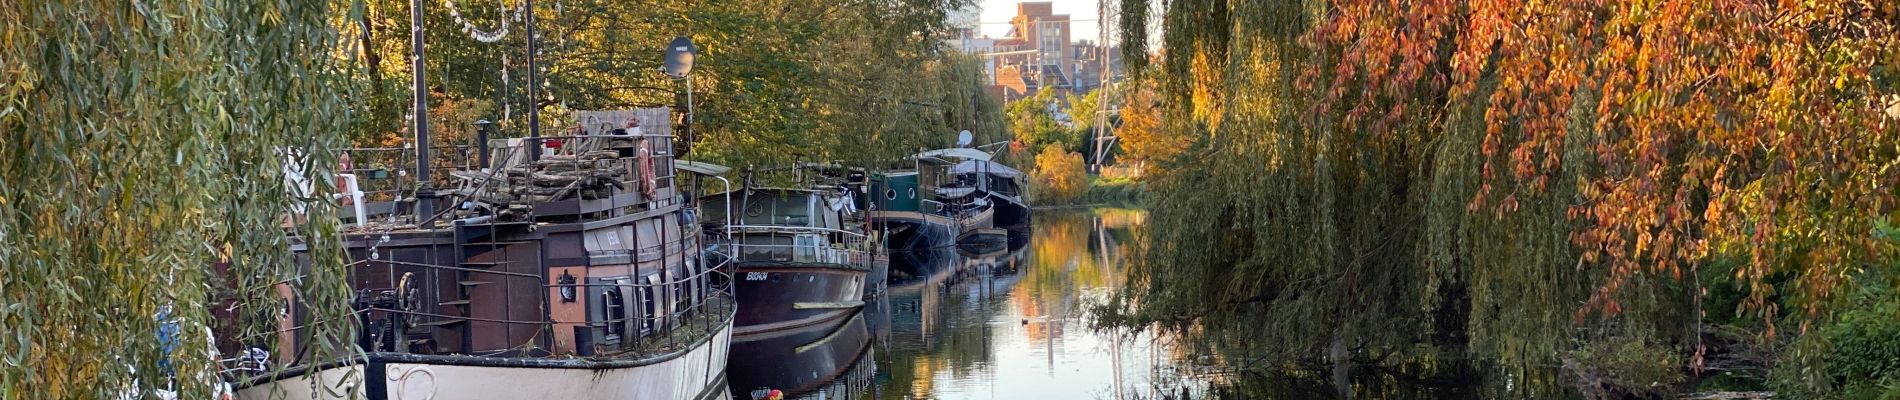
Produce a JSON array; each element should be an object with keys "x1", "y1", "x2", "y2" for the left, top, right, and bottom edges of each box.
[
  {"x1": 868, "y1": 209, "x2": 1164, "y2": 400},
  {"x1": 728, "y1": 309, "x2": 877, "y2": 399},
  {"x1": 734, "y1": 209, "x2": 1587, "y2": 399},
  {"x1": 729, "y1": 208, "x2": 1161, "y2": 399}
]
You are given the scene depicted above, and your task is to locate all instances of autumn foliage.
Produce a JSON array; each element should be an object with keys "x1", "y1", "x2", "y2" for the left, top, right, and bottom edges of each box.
[
  {"x1": 1031, "y1": 144, "x2": 1088, "y2": 204},
  {"x1": 1115, "y1": 80, "x2": 1184, "y2": 166},
  {"x1": 1307, "y1": 0, "x2": 1900, "y2": 328},
  {"x1": 1106, "y1": 0, "x2": 1900, "y2": 394}
]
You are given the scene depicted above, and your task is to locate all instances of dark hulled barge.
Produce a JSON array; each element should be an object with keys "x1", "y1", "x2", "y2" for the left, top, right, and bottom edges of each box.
[{"x1": 698, "y1": 168, "x2": 888, "y2": 337}]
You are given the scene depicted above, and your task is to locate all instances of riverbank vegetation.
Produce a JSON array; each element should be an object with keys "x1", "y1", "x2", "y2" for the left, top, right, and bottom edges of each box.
[
  {"x1": 347, "y1": 0, "x2": 1002, "y2": 168},
  {"x1": 1, "y1": 0, "x2": 995, "y2": 397},
  {"x1": 1024, "y1": 142, "x2": 1147, "y2": 207},
  {"x1": 1095, "y1": 0, "x2": 1899, "y2": 397},
  {"x1": 1011, "y1": 88, "x2": 1151, "y2": 207}
]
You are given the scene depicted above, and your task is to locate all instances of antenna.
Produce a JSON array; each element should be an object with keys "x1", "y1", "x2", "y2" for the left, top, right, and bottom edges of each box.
[
  {"x1": 662, "y1": 36, "x2": 697, "y2": 78},
  {"x1": 663, "y1": 36, "x2": 698, "y2": 158},
  {"x1": 956, "y1": 130, "x2": 974, "y2": 148}
]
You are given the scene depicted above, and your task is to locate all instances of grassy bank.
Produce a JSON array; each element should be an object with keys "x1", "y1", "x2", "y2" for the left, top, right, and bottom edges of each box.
[{"x1": 1032, "y1": 176, "x2": 1147, "y2": 209}]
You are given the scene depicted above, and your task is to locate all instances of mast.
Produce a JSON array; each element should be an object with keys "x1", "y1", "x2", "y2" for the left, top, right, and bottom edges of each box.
[
  {"x1": 525, "y1": 0, "x2": 541, "y2": 161},
  {"x1": 410, "y1": 0, "x2": 435, "y2": 220}
]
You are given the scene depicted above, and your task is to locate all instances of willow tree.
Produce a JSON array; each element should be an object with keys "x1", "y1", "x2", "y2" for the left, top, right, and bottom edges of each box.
[
  {"x1": 1097, "y1": 0, "x2": 1438, "y2": 375},
  {"x1": 1104, "y1": 0, "x2": 1899, "y2": 394},
  {"x1": 1, "y1": 1, "x2": 359, "y2": 397}
]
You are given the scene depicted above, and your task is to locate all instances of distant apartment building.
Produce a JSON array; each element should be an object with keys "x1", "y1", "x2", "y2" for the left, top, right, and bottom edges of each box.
[
  {"x1": 940, "y1": 2, "x2": 1121, "y2": 102},
  {"x1": 1000, "y1": 2, "x2": 1071, "y2": 71},
  {"x1": 1068, "y1": 39, "x2": 1120, "y2": 94}
]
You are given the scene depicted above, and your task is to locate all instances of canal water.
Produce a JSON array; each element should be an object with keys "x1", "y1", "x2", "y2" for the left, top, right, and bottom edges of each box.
[
  {"x1": 727, "y1": 208, "x2": 1185, "y2": 400},
  {"x1": 724, "y1": 209, "x2": 1614, "y2": 399}
]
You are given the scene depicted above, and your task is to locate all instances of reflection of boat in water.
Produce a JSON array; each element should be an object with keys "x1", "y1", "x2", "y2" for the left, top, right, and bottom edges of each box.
[
  {"x1": 888, "y1": 248, "x2": 957, "y2": 282},
  {"x1": 727, "y1": 309, "x2": 876, "y2": 399},
  {"x1": 1006, "y1": 224, "x2": 1032, "y2": 251},
  {"x1": 957, "y1": 245, "x2": 1026, "y2": 277},
  {"x1": 885, "y1": 249, "x2": 961, "y2": 347},
  {"x1": 955, "y1": 247, "x2": 1027, "y2": 300},
  {"x1": 231, "y1": 108, "x2": 734, "y2": 399},
  {"x1": 881, "y1": 246, "x2": 1028, "y2": 352}
]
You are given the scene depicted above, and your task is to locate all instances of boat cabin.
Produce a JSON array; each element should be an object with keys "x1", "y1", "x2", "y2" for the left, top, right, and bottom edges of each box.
[{"x1": 698, "y1": 187, "x2": 869, "y2": 266}]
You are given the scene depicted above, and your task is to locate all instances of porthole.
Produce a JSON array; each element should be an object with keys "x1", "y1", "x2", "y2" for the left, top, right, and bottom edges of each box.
[{"x1": 885, "y1": 189, "x2": 897, "y2": 200}]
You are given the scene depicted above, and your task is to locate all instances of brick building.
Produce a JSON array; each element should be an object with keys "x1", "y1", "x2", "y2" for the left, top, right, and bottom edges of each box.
[{"x1": 944, "y1": 2, "x2": 1122, "y2": 102}]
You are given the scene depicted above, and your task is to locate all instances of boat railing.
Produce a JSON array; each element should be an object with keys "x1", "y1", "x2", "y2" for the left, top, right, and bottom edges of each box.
[
  {"x1": 723, "y1": 225, "x2": 867, "y2": 237},
  {"x1": 338, "y1": 145, "x2": 481, "y2": 202},
  {"x1": 227, "y1": 237, "x2": 732, "y2": 372},
  {"x1": 721, "y1": 225, "x2": 876, "y2": 266},
  {"x1": 555, "y1": 260, "x2": 737, "y2": 357}
]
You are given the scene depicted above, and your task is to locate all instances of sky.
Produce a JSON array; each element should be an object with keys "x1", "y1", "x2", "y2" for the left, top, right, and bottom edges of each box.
[{"x1": 974, "y1": 0, "x2": 1105, "y2": 43}]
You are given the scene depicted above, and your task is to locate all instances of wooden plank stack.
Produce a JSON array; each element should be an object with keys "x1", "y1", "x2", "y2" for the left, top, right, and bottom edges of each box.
[{"x1": 504, "y1": 149, "x2": 629, "y2": 202}]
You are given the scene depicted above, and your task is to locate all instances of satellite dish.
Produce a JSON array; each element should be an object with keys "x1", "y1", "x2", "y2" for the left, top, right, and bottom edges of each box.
[
  {"x1": 663, "y1": 36, "x2": 697, "y2": 78},
  {"x1": 956, "y1": 130, "x2": 973, "y2": 147}
]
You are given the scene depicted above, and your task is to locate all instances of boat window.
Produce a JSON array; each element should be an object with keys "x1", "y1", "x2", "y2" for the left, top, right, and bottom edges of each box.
[
  {"x1": 793, "y1": 234, "x2": 821, "y2": 262},
  {"x1": 639, "y1": 279, "x2": 659, "y2": 337},
  {"x1": 602, "y1": 288, "x2": 626, "y2": 341},
  {"x1": 701, "y1": 191, "x2": 819, "y2": 227},
  {"x1": 742, "y1": 193, "x2": 810, "y2": 226}
]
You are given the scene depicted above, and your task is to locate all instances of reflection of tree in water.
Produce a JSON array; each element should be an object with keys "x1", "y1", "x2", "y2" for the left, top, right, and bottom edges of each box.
[
  {"x1": 1014, "y1": 209, "x2": 1142, "y2": 345},
  {"x1": 1128, "y1": 327, "x2": 1580, "y2": 399},
  {"x1": 869, "y1": 209, "x2": 1148, "y2": 399},
  {"x1": 875, "y1": 253, "x2": 1008, "y2": 399},
  {"x1": 869, "y1": 209, "x2": 1582, "y2": 399},
  {"x1": 1158, "y1": 359, "x2": 1578, "y2": 400},
  {"x1": 1096, "y1": 208, "x2": 1148, "y2": 230}
]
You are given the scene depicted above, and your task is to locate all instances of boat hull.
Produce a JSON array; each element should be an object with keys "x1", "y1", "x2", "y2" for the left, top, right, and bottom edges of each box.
[
  {"x1": 235, "y1": 321, "x2": 734, "y2": 400},
  {"x1": 956, "y1": 228, "x2": 1008, "y2": 254},
  {"x1": 888, "y1": 248, "x2": 956, "y2": 280},
  {"x1": 863, "y1": 255, "x2": 890, "y2": 299},
  {"x1": 726, "y1": 310, "x2": 873, "y2": 398},
  {"x1": 991, "y1": 197, "x2": 1031, "y2": 232},
  {"x1": 732, "y1": 262, "x2": 867, "y2": 335},
  {"x1": 868, "y1": 210, "x2": 957, "y2": 253}
]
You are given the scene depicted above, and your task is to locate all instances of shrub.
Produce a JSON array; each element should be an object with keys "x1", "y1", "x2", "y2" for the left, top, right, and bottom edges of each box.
[
  {"x1": 1771, "y1": 244, "x2": 1900, "y2": 399},
  {"x1": 1031, "y1": 144, "x2": 1087, "y2": 204}
]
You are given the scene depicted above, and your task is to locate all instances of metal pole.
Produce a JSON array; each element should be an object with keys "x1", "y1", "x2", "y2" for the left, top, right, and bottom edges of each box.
[
  {"x1": 525, "y1": 0, "x2": 542, "y2": 161},
  {"x1": 411, "y1": 0, "x2": 436, "y2": 220},
  {"x1": 686, "y1": 75, "x2": 694, "y2": 154},
  {"x1": 1093, "y1": 0, "x2": 1112, "y2": 171},
  {"x1": 475, "y1": 120, "x2": 493, "y2": 168}
]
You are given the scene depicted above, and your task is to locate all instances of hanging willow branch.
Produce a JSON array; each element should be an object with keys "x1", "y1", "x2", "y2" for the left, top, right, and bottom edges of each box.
[
  {"x1": 1, "y1": 0, "x2": 361, "y2": 398},
  {"x1": 1100, "y1": 0, "x2": 1896, "y2": 394}
]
